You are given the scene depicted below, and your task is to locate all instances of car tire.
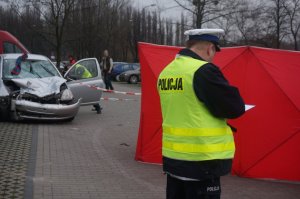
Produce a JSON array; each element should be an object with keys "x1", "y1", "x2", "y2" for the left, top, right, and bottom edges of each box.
[
  {"x1": 129, "y1": 75, "x2": 138, "y2": 84},
  {"x1": 0, "y1": 109, "x2": 10, "y2": 121},
  {"x1": 116, "y1": 75, "x2": 120, "y2": 82},
  {"x1": 9, "y1": 111, "x2": 22, "y2": 122}
]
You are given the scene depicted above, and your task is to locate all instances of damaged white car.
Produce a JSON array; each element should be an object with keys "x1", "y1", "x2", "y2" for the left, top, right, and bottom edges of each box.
[{"x1": 0, "y1": 54, "x2": 103, "y2": 121}]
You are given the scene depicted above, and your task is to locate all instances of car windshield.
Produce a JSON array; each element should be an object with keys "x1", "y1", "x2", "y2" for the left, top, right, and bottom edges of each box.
[{"x1": 2, "y1": 58, "x2": 60, "y2": 79}]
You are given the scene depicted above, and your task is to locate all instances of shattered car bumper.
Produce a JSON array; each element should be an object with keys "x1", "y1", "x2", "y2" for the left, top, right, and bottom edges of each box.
[{"x1": 14, "y1": 98, "x2": 81, "y2": 120}]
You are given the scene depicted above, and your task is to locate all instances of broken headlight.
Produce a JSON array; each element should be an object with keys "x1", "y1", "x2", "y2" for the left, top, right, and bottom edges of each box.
[{"x1": 60, "y1": 89, "x2": 74, "y2": 101}]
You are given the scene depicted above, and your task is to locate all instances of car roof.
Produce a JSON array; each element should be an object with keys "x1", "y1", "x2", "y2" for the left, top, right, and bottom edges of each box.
[
  {"x1": 123, "y1": 68, "x2": 140, "y2": 74},
  {"x1": 0, "y1": 53, "x2": 49, "y2": 61},
  {"x1": 114, "y1": 62, "x2": 140, "y2": 66}
]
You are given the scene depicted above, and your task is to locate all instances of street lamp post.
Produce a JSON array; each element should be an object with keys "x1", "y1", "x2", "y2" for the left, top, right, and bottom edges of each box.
[
  {"x1": 131, "y1": 3, "x2": 156, "y2": 62},
  {"x1": 141, "y1": 3, "x2": 156, "y2": 11}
]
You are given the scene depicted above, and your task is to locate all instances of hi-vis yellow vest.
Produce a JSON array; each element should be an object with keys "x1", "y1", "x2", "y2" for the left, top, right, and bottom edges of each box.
[
  {"x1": 75, "y1": 64, "x2": 92, "y2": 79},
  {"x1": 157, "y1": 55, "x2": 235, "y2": 161}
]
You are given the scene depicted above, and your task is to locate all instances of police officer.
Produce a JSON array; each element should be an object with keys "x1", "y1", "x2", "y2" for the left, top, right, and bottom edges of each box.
[
  {"x1": 157, "y1": 29, "x2": 245, "y2": 199},
  {"x1": 74, "y1": 63, "x2": 92, "y2": 79}
]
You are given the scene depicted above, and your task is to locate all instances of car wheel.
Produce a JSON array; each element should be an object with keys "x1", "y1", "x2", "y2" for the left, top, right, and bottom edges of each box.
[
  {"x1": 0, "y1": 109, "x2": 10, "y2": 121},
  {"x1": 9, "y1": 111, "x2": 22, "y2": 121},
  {"x1": 116, "y1": 75, "x2": 120, "y2": 81},
  {"x1": 129, "y1": 75, "x2": 138, "y2": 84}
]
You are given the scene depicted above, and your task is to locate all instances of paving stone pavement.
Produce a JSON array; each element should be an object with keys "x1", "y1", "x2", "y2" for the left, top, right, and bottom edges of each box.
[
  {"x1": 31, "y1": 82, "x2": 300, "y2": 199},
  {"x1": 33, "y1": 83, "x2": 165, "y2": 199},
  {"x1": 0, "y1": 122, "x2": 36, "y2": 199}
]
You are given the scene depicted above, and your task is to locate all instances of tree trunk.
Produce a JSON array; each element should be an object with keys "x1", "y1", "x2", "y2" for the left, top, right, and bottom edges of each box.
[
  {"x1": 194, "y1": 0, "x2": 205, "y2": 28},
  {"x1": 293, "y1": 35, "x2": 298, "y2": 50},
  {"x1": 56, "y1": 25, "x2": 62, "y2": 69}
]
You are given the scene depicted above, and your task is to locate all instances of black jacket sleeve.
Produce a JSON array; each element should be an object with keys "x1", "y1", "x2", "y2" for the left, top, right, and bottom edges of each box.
[{"x1": 193, "y1": 63, "x2": 245, "y2": 119}]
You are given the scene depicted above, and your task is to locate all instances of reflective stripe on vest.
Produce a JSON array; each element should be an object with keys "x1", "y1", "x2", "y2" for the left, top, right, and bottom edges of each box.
[{"x1": 158, "y1": 55, "x2": 235, "y2": 161}]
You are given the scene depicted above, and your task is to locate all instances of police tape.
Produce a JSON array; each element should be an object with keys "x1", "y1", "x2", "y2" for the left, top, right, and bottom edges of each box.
[
  {"x1": 101, "y1": 97, "x2": 137, "y2": 101},
  {"x1": 81, "y1": 83, "x2": 142, "y2": 96}
]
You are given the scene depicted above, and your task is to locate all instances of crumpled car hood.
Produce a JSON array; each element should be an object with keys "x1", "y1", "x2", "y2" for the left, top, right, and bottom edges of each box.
[{"x1": 11, "y1": 76, "x2": 66, "y2": 97}]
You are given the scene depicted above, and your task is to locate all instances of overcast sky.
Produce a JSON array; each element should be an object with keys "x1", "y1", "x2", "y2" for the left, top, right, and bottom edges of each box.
[
  {"x1": 132, "y1": 0, "x2": 187, "y2": 19},
  {"x1": 0, "y1": 0, "x2": 187, "y2": 21}
]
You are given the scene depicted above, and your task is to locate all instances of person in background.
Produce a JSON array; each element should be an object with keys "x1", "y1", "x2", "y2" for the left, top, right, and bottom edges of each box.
[
  {"x1": 101, "y1": 50, "x2": 114, "y2": 90},
  {"x1": 69, "y1": 55, "x2": 76, "y2": 65},
  {"x1": 63, "y1": 55, "x2": 77, "y2": 75},
  {"x1": 157, "y1": 29, "x2": 245, "y2": 199}
]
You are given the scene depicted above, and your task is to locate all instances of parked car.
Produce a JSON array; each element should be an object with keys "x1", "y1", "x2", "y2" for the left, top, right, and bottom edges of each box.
[
  {"x1": 111, "y1": 63, "x2": 139, "y2": 80},
  {"x1": 112, "y1": 62, "x2": 126, "y2": 66},
  {"x1": 0, "y1": 30, "x2": 29, "y2": 54},
  {"x1": 118, "y1": 68, "x2": 141, "y2": 84},
  {"x1": 0, "y1": 54, "x2": 104, "y2": 121}
]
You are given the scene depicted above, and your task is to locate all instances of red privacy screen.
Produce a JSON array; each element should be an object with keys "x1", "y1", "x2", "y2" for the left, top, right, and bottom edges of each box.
[{"x1": 135, "y1": 42, "x2": 300, "y2": 182}]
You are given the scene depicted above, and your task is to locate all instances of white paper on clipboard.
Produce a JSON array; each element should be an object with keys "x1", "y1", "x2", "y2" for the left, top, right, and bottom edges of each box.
[{"x1": 245, "y1": 105, "x2": 255, "y2": 111}]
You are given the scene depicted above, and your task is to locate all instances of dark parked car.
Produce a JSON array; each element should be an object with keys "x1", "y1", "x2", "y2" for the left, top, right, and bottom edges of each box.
[
  {"x1": 118, "y1": 68, "x2": 141, "y2": 84},
  {"x1": 111, "y1": 63, "x2": 139, "y2": 80}
]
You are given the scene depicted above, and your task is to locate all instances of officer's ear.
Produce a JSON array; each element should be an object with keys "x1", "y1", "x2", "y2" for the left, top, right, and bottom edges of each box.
[
  {"x1": 206, "y1": 44, "x2": 211, "y2": 56},
  {"x1": 207, "y1": 44, "x2": 216, "y2": 57}
]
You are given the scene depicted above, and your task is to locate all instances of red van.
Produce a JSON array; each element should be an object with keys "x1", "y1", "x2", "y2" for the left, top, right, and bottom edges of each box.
[{"x1": 0, "y1": 30, "x2": 29, "y2": 54}]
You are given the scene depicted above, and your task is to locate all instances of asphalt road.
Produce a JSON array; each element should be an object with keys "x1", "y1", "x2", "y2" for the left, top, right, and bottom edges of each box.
[{"x1": 1, "y1": 82, "x2": 300, "y2": 199}]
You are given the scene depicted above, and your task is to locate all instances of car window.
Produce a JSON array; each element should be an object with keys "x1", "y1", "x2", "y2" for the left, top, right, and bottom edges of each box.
[
  {"x1": 123, "y1": 64, "x2": 130, "y2": 71},
  {"x1": 132, "y1": 65, "x2": 139, "y2": 70},
  {"x1": 112, "y1": 64, "x2": 120, "y2": 71},
  {"x1": 15, "y1": 45, "x2": 22, "y2": 53},
  {"x1": 67, "y1": 59, "x2": 98, "y2": 80},
  {"x1": 3, "y1": 58, "x2": 60, "y2": 79},
  {"x1": 3, "y1": 42, "x2": 24, "y2": 53},
  {"x1": 113, "y1": 63, "x2": 120, "y2": 68},
  {"x1": 3, "y1": 42, "x2": 14, "y2": 53},
  {"x1": 117, "y1": 65, "x2": 123, "y2": 70}
]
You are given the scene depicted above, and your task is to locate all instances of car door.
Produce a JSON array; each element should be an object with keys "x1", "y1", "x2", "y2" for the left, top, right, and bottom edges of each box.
[{"x1": 64, "y1": 58, "x2": 104, "y2": 106}]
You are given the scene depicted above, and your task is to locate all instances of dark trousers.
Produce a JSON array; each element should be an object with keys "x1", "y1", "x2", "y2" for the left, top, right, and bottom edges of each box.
[
  {"x1": 104, "y1": 72, "x2": 114, "y2": 90},
  {"x1": 93, "y1": 104, "x2": 101, "y2": 110},
  {"x1": 166, "y1": 175, "x2": 221, "y2": 199}
]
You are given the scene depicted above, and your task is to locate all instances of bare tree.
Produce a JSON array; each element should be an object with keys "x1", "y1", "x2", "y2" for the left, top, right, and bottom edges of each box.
[
  {"x1": 21, "y1": 0, "x2": 78, "y2": 67},
  {"x1": 166, "y1": 19, "x2": 173, "y2": 45},
  {"x1": 283, "y1": 0, "x2": 300, "y2": 50},
  {"x1": 158, "y1": 18, "x2": 166, "y2": 45},
  {"x1": 6, "y1": 0, "x2": 300, "y2": 64},
  {"x1": 152, "y1": 12, "x2": 158, "y2": 44},
  {"x1": 130, "y1": 9, "x2": 140, "y2": 61},
  {"x1": 266, "y1": 0, "x2": 288, "y2": 48},
  {"x1": 230, "y1": 1, "x2": 265, "y2": 45},
  {"x1": 175, "y1": 21, "x2": 181, "y2": 46},
  {"x1": 147, "y1": 12, "x2": 152, "y2": 42},
  {"x1": 173, "y1": 0, "x2": 241, "y2": 28},
  {"x1": 180, "y1": 13, "x2": 187, "y2": 45}
]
